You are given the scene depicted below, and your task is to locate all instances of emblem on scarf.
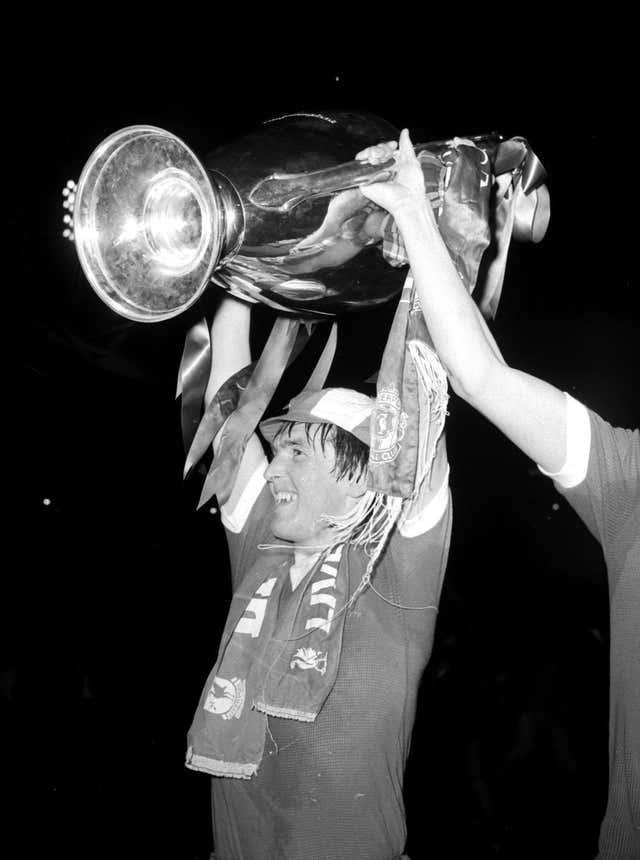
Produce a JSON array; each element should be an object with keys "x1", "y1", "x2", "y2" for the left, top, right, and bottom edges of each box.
[
  {"x1": 290, "y1": 648, "x2": 329, "y2": 676},
  {"x1": 204, "y1": 676, "x2": 246, "y2": 720},
  {"x1": 370, "y1": 387, "x2": 408, "y2": 465}
]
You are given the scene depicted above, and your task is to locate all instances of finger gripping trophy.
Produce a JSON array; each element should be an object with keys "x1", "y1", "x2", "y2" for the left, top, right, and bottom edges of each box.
[{"x1": 64, "y1": 110, "x2": 549, "y2": 507}]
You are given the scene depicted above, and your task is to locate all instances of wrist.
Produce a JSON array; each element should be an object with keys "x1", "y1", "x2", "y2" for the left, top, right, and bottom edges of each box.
[
  {"x1": 390, "y1": 198, "x2": 437, "y2": 231},
  {"x1": 391, "y1": 202, "x2": 443, "y2": 252}
]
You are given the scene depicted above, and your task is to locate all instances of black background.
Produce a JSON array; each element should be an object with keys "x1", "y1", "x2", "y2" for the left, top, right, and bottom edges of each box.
[{"x1": 4, "y1": 25, "x2": 638, "y2": 860}]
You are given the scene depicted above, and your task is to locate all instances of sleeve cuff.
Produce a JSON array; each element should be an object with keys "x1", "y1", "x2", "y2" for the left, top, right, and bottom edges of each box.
[
  {"x1": 398, "y1": 467, "x2": 450, "y2": 537},
  {"x1": 220, "y1": 458, "x2": 267, "y2": 533},
  {"x1": 538, "y1": 393, "x2": 591, "y2": 489}
]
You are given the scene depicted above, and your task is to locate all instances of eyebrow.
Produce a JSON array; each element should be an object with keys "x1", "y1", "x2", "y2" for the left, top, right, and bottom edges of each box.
[{"x1": 272, "y1": 430, "x2": 312, "y2": 452}]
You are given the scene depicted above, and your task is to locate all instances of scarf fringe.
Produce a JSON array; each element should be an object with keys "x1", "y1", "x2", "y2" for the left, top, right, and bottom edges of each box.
[
  {"x1": 254, "y1": 701, "x2": 316, "y2": 722},
  {"x1": 408, "y1": 338, "x2": 449, "y2": 496},
  {"x1": 321, "y1": 492, "x2": 403, "y2": 556},
  {"x1": 320, "y1": 494, "x2": 403, "y2": 619},
  {"x1": 185, "y1": 747, "x2": 257, "y2": 779},
  {"x1": 262, "y1": 495, "x2": 404, "y2": 629}
]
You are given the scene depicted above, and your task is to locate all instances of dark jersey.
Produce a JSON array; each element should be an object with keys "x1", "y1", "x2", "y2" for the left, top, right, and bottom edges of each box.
[
  {"x1": 212, "y1": 479, "x2": 451, "y2": 860},
  {"x1": 547, "y1": 400, "x2": 639, "y2": 860}
]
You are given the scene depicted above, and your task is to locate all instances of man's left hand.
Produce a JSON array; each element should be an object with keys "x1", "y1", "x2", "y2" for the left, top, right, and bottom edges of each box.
[{"x1": 356, "y1": 129, "x2": 427, "y2": 218}]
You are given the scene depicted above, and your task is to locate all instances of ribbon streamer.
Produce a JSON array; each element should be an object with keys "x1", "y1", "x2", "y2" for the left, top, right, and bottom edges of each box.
[
  {"x1": 176, "y1": 318, "x2": 211, "y2": 454},
  {"x1": 520, "y1": 148, "x2": 547, "y2": 194},
  {"x1": 183, "y1": 321, "x2": 318, "y2": 478},
  {"x1": 300, "y1": 321, "x2": 337, "y2": 393},
  {"x1": 197, "y1": 316, "x2": 301, "y2": 508},
  {"x1": 184, "y1": 361, "x2": 256, "y2": 478}
]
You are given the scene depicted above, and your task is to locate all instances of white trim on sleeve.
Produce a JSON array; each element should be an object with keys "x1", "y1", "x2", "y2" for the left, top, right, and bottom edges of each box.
[
  {"x1": 220, "y1": 457, "x2": 268, "y2": 533},
  {"x1": 398, "y1": 467, "x2": 450, "y2": 538},
  {"x1": 538, "y1": 393, "x2": 591, "y2": 489}
]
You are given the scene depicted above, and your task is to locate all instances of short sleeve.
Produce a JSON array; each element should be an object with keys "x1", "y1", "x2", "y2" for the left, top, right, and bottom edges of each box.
[
  {"x1": 546, "y1": 401, "x2": 640, "y2": 592},
  {"x1": 397, "y1": 433, "x2": 450, "y2": 538},
  {"x1": 538, "y1": 393, "x2": 591, "y2": 489},
  {"x1": 397, "y1": 466, "x2": 450, "y2": 538},
  {"x1": 389, "y1": 490, "x2": 453, "y2": 610},
  {"x1": 223, "y1": 483, "x2": 273, "y2": 591},
  {"x1": 220, "y1": 455, "x2": 267, "y2": 533}
]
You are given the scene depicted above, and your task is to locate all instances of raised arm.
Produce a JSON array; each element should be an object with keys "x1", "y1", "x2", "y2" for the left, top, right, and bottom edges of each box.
[
  {"x1": 358, "y1": 130, "x2": 568, "y2": 474},
  {"x1": 205, "y1": 296, "x2": 252, "y2": 406},
  {"x1": 206, "y1": 296, "x2": 266, "y2": 514}
]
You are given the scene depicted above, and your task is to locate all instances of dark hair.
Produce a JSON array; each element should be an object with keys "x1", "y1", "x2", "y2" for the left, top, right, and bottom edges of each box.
[{"x1": 274, "y1": 421, "x2": 369, "y2": 483}]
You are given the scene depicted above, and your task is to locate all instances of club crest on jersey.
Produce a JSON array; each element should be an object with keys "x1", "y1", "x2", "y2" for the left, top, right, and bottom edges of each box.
[
  {"x1": 203, "y1": 675, "x2": 246, "y2": 720},
  {"x1": 370, "y1": 387, "x2": 407, "y2": 465},
  {"x1": 290, "y1": 648, "x2": 328, "y2": 676}
]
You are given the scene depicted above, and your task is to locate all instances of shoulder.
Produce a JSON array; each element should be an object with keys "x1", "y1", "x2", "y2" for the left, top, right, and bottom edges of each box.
[
  {"x1": 582, "y1": 407, "x2": 640, "y2": 508},
  {"x1": 379, "y1": 491, "x2": 452, "y2": 612},
  {"x1": 588, "y1": 409, "x2": 640, "y2": 474},
  {"x1": 388, "y1": 438, "x2": 453, "y2": 571},
  {"x1": 542, "y1": 394, "x2": 639, "y2": 555}
]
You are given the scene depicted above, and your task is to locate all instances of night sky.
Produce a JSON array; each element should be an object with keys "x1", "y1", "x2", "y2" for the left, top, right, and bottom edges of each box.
[{"x1": 5, "y1": 28, "x2": 638, "y2": 860}]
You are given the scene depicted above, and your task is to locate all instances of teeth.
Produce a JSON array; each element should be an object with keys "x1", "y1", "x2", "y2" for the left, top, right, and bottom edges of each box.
[{"x1": 275, "y1": 492, "x2": 296, "y2": 503}]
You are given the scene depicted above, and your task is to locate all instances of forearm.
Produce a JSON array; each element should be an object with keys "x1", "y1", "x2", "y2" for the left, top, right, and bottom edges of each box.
[
  {"x1": 206, "y1": 295, "x2": 266, "y2": 501},
  {"x1": 205, "y1": 296, "x2": 252, "y2": 406}
]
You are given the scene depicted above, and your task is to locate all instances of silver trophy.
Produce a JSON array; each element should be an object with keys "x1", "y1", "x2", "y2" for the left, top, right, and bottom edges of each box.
[{"x1": 64, "y1": 111, "x2": 548, "y2": 323}]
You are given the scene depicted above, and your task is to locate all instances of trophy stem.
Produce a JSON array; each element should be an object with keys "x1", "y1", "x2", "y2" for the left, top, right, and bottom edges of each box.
[{"x1": 208, "y1": 170, "x2": 245, "y2": 267}]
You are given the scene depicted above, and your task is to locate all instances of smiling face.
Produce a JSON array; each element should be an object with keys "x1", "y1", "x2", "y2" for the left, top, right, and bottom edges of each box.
[{"x1": 264, "y1": 423, "x2": 362, "y2": 547}]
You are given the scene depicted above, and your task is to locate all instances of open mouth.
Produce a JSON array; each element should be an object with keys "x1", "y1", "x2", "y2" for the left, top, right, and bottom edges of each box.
[{"x1": 273, "y1": 491, "x2": 297, "y2": 505}]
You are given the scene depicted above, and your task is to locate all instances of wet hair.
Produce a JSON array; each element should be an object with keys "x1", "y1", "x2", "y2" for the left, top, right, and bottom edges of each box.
[{"x1": 273, "y1": 421, "x2": 369, "y2": 483}]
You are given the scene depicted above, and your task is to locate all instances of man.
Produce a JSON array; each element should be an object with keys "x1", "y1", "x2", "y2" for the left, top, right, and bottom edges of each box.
[
  {"x1": 357, "y1": 130, "x2": 639, "y2": 859},
  {"x1": 186, "y1": 296, "x2": 452, "y2": 859}
]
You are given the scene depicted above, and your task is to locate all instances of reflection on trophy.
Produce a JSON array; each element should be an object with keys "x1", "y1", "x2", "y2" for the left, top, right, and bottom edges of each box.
[{"x1": 62, "y1": 110, "x2": 550, "y2": 505}]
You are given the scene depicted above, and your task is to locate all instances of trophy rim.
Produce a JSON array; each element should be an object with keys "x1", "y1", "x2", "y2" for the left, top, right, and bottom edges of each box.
[{"x1": 73, "y1": 125, "x2": 223, "y2": 322}]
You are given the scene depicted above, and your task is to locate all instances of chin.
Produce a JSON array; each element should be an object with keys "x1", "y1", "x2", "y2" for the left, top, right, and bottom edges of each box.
[
  {"x1": 269, "y1": 514, "x2": 297, "y2": 544},
  {"x1": 271, "y1": 528, "x2": 296, "y2": 544},
  {"x1": 270, "y1": 518, "x2": 319, "y2": 547}
]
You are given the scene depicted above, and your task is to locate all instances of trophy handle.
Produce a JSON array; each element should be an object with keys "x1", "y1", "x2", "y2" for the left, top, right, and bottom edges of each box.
[
  {"x1": 249, "y1": 158, "x2": 397, "y2": 212},
  {"x1": 249, "y1": 135, "x2": 545, "y2": 214}
]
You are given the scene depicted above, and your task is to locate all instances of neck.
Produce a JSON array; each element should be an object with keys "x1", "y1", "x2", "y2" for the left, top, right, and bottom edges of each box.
[
  {"x1": 290, "y1": 549, "x2": 321, "y2": 591},
  {"x1": 293, "y1": 546, "x2": 322, "y2": 564}
]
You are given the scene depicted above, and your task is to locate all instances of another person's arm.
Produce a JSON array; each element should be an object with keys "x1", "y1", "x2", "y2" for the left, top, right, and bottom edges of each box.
[{"x1": 358, "y1": 130, "x2": 568, "y2": 474}]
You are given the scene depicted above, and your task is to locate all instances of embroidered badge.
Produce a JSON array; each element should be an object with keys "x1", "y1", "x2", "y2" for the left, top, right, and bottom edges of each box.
[
  {"x1": 370, "y1": 387, "x2": 408, "y2": 465},
  {"x1": 290, "y1": 648, "x2": 328, "y2": 676},
  {"x1": 204, "y1": 676, "x2": 246, "y2": 720}
]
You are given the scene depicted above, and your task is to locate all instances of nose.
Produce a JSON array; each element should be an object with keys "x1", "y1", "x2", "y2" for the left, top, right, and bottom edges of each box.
[{"x1": 264, "y1": 452, "x2": 283, "y2": 482}]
